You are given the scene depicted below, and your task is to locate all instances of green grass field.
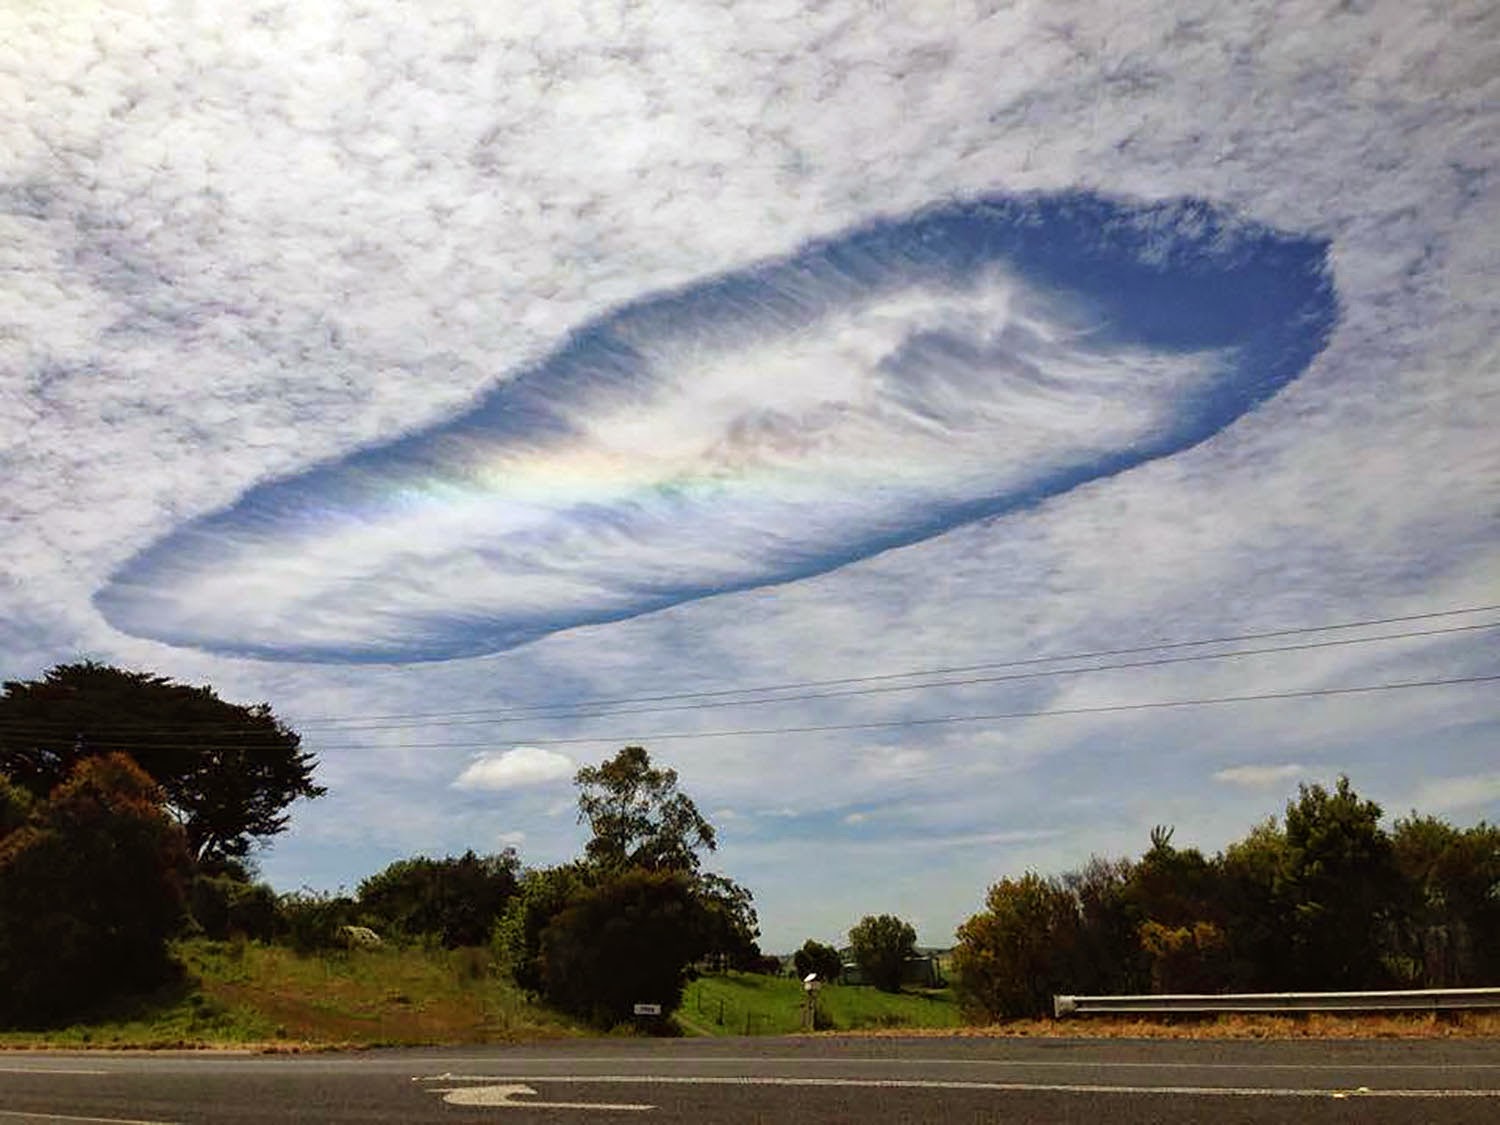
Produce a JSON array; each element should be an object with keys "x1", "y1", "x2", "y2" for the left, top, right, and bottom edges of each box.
[{"x1": 677, "y1": 972, "x2": 961, "y2": 1037}]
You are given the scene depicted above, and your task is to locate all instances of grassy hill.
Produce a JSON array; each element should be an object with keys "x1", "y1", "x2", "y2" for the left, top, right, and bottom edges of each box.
[{"x1": 0, "y1": 939, "x2": 583, "y2": 1049}]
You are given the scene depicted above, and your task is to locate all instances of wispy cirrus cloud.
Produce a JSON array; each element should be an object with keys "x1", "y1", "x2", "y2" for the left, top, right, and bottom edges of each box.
[{"x1": 93, "y1": 194, "x2": 1333, "y2": 663}]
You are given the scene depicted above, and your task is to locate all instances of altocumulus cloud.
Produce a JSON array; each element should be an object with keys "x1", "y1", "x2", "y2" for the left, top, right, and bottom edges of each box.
[
  {"x1": 453, "y1": 747, "x2": 576, "y2": 791},
  {"x1": 95, "y1": 192, "x2": 1334, "y2": 663}
]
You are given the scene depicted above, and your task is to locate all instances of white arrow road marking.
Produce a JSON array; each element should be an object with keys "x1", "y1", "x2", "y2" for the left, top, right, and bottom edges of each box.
[
  {"x1": 429, "y1": 1084, "x2": 653, "y2": 1111},
  {"x1": 416, "y1": 1074, "x2": 1500, "y2": 1099}
]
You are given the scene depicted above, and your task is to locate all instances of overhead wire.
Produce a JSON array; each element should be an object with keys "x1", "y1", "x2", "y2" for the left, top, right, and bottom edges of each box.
[{"x1": 0, "y1": 603, "x2": 1495, "y2": 743}]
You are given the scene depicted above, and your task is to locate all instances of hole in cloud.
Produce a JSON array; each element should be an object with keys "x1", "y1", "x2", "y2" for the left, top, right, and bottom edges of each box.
[{"x1": 97, "y1": 192, "x2": 1336, "y2": 662}]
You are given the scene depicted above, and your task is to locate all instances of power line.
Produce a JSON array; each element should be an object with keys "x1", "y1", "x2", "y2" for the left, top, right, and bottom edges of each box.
[
  {"x1": 0, "y1": 619, "x2": 1494, "y2": 744},
  {"x1": 6, "y1": 672, "x2": 1494, "y2": 753},
  {"x1": 307, "y1": 621, "x2": 1500, "y2": 728},
  {"x1": 297, "y1": 601, "x2": 1500, "y2": 726},
  {"x1": 1, "y1": 603, "x2": 1495, "y2": 740},
  {"x1": 390, "y1": 673, "x2": 1500, "y2": 749}
]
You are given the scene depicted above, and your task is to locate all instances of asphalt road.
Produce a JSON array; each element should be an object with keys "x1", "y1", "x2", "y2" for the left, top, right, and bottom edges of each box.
[{"x1": 3, "y1": 1036, "x2": 1499, "y2": 1124}]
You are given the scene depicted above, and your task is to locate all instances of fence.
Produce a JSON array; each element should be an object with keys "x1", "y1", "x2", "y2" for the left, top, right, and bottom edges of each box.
[{"x1": 1054, "y1": 987, "x2": 1500, "y2": 1018}]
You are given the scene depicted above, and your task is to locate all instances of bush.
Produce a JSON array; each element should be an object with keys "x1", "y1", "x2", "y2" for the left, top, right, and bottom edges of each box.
[
  {"x1": 495, "y1": 864, "x2": 590, "y2": 995},
  {"x1": 0, "y1": 754, "x2": 190, "y2": 1024},
  {"x1": 952, "y1": 873, "x2": 1078, "y2": 1020},
  {"x1": 537, "y1": 868, "x2": 711, "y2": 1028},
  {"x1": 358, "y1": 850, "x2": 519, "y2": 948},
  {"x1": 190, "y1": 874, "x2": 279, "y2": 941},
  {"x1": 848, "y1": 914, "x2": 917, "y2": 992},
  {"x1": 277, "y1": 890, "x2": 357, "y2": 954},
  {"x1": 793, "y1": 939, "x2": 844, "y2": 983}
]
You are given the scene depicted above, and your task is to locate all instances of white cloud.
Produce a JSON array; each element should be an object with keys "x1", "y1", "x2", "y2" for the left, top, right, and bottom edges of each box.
[
  {"x1": 496, "y1": 830, "x2": 527, "y2": 848},
  {"x1": 843, "y1": 812, "x2": 868, "y2": 825},
  {"x1": 1410, "y1": 774, "x2": 1500, "y2": 815},
  {"x1": 1213, "y1": 764, "x2": 1307, "y2": 790},
  {"x1": 453, "y1": 747, "x2": 575, "y2": 791},
  {"x1": 1, "y1": 0, "x2": 1496, "y2": 953}
]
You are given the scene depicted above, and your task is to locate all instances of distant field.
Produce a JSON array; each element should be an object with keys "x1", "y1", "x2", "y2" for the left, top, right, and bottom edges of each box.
[{"x1": 678, "y1": 972, "x2": 961, "y2": 1037}]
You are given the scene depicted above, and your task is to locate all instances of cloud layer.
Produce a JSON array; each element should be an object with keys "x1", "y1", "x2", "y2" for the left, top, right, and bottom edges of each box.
[
  {"x1": 95, "y1": 193, "x2": 1333, "y2": 662},
  {"x1": 3, "y1": 0, "x2": 1495, "y2": 948}
]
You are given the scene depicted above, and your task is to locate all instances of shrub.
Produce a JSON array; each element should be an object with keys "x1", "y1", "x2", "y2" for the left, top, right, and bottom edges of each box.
[
  {"x1": 358, "y1": 849, "x2": 519, "y2": 948},
  {"x1": 0, "y1": 754, "x2": 190, "y2": 1024},
  {"x1": 952, "y1": 873, "x2": 1078, "y2": 1020},
  {"x1": 537, "y1": 868, "x2": 711, "y2": 1028},
  {"x1": 190, "y1": 874, "x2": 279, "y2": 941},
  {"x1": 848, "y1": 914, "x2": 917, "y2": 992},
  {"x1": 277, "y1": 890, "x2": 357, "y2": 954},
  {"x1": 793, "y1": 939, "x2": 844, "y2": 983}
]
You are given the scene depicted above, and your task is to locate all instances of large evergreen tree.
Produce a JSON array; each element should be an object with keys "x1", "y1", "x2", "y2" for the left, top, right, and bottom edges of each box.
[{"x1": 0, "y1": 662, "x2": 323, "y2": 864}]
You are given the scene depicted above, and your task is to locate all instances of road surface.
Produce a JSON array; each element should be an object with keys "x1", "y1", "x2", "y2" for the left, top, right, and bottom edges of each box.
[{"x1": 3, "y1": 1035, "x2": 1499, "y2": 1123}]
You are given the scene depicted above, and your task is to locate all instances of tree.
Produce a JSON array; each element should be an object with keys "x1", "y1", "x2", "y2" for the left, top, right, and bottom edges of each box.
[
  {"x1": 358, "y1": 849, "x2": 520, "y2": 948},
  {"x1": 0, "y1": 754, "x2": 190, "y2": 1024},
  {"x1": 494, "y1": 863, "x2": 591, "y2": 996},
  {"x1": 1391, "y1": 815, "x2": 1500, "y2": 986},
  {"x1": 574, "y1": 746, "x2": 715, "y2": 873},
  {"x1": 1124, "y1": 827, "x2": 1233, "y2": 993},
  {"x1": 0, "y1": 663, "x2": 323, "y2": 864},
  {"x1": 1216, "y1": 818, "x2": 1296, "y2": 989},
  {"x1": 793, "y1": 939, "x2": 844, "y2": 983},
  {"x1": 536, "y1": 868, "x2": 711, "y2": 1027},
  {"x1": 952, "y1": 873, "x2": 1078, "y2": 1019},
  {"x1": 847, "y1": 913, "x2": 917, "y2": 992},
  {"x1": 1280, "y1": 776, "x2": 1398, "y2": 988},
  {"x1": 695, "y1": 872, "x2": 761, "y2": 971},
  {"x1": 1060, "y1": 855, "x2": 1141, "y2": 995}
]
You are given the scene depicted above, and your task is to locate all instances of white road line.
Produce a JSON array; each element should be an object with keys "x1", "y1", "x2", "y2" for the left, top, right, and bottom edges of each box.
[
  {"x1": 415, "y1": 1073, "x2": 1500, "y2": 1099},
  {"x1": 0, "y1": 1069, "x2": 111, "y2": 1076},
  {"x1": 412, "y1": 1054, "x2": 1500, "y2": 1072},
  {"x1": 0, "y1": 1110, "x2": 178, "y2": 1125}
]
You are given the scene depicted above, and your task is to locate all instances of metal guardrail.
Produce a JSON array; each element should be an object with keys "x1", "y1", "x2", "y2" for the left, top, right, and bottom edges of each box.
[{"x1": 1054, "y1": 987, "x2": 1500, "y2": 1018}]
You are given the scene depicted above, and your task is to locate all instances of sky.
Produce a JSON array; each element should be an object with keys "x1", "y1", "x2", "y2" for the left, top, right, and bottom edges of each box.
[{"x1": 2, "y1": 0, "x2": 1497, "y2": 952}]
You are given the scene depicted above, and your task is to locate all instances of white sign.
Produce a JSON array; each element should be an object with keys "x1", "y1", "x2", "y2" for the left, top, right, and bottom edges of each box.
[{"x1": 633, "y1": 1003, "x2": 663, "y2": 1016}]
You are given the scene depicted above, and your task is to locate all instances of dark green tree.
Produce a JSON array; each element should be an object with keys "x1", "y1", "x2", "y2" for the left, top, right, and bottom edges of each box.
[
  {"x1": 1391, "y1": 815, "x2": 1500, "y2": 986},
  {"x1": 695, "y1": 872, "x2": 761, "y2": 971},
  {"x1": 0, "y1": 754, "x2": 190, "y2": 1024},
  {"x1": 0, "y1": 663, "x2": 323, "y2": 864},
  {"x1": 847, "y1": 913, "x2": 918, "y2": 992},
  {"x1": 1216, "y1": 818, "x2": 1296, "y2": 989},
  {"x1": 1281, "y1": 776, "x2": 1399, "y2": 988},
  {"x1": 494, "y1": 863, "x2": 591, "y2": 996},
  {"x1": 358, "y1": 849, "x2": 521, "y2": 948},
  {"x1": 1061, "y1": 855, "x2": 1142, "y2": 995},
  {"x1": 574, "y1": 746, "x2": 715, "y2": 873},
  {"x1": 536, "y1": 868, "x2": 711, "y2": 1027},
  {"x1": 793, "y1": 939, "x2": 844, "y2": 983}
]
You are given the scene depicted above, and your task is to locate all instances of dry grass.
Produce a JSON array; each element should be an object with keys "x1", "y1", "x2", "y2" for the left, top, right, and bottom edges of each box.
[
  {"x1": 0, "y1": 939, "x2": 584, "y2": 1051},
  {"x1": 831, "y1": 1010, "x2": 1500, "y2": 1040},
  {"x1": 189, "y1": 941, "x2": 583, "y2": 1047}
]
